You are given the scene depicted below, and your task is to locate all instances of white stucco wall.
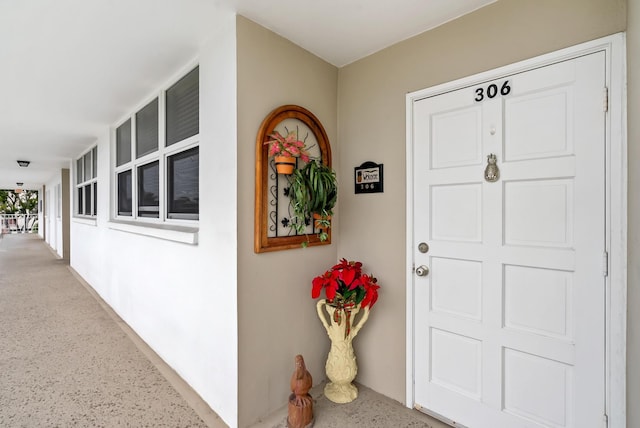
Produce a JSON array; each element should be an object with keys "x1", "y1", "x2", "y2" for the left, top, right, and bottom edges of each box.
[
  {"x1": 70, "y1": 11, "x2": 239, "y2": 427},
  {"x1": 37, "y1": 187, "x2": 44, "y2": 239},
  {"x1": 626, "y1": 0, "x2": 639, "y2": 426},
  {"x1": 44, "y1": 174, "x2": 64, "y2": 257}
]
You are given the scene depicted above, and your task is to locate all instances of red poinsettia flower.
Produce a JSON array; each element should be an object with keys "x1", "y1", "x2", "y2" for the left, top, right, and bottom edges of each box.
[
  {"x1": 311, "y1": 258, "x2": 380, "y2": 309},
  {"x1": 359, "y1": 274, "x2": 380, "y2": 309},
  {"x1": 311, "y1": 270, "x2": 340, "y2": 300}
]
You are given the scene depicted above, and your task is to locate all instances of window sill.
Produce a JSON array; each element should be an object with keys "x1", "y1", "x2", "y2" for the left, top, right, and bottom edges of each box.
[
  {"x1": 107, "y1": 220, "x2": 198, "y2": 245},
  {"x1": 73, "y1": 217, "x2": 97, "y2": 226}
]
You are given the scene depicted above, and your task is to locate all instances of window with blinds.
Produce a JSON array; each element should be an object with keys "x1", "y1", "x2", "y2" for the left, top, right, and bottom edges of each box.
[
  {"x1": 113, "y1": 65, "x2": 199, "y2": 223},
  {"x1": 117, "y1": 170, "x2": 132, "y2": 216},
  {"x1": 166, "y1": 66, "x2": 199, "y2": 147},
  {"x1": 167, "y1": 147, "x2": 199, "y2": 219},
  {"x1": 75, "y1": 145, "x2": 98, "y2": 217},
  {"x1": 138, "y1": 160, "x2": 159, "y2": 218},
  {"x1": 136, "y1": 98, "x2": 159, "y2": 158},
  {"x1": 116, "y1": 119, "x2": 132, "y2": 166}
]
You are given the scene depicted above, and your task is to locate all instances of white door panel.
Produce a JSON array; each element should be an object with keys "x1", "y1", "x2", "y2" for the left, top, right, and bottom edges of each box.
[{"x1": 412, "y1": 52, "x2": 606, "y2": 428}]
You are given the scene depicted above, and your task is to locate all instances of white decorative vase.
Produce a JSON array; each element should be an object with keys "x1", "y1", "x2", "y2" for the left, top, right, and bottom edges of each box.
[{"x1": 316, "y1": 299, "x2": 370, "y2": 403}]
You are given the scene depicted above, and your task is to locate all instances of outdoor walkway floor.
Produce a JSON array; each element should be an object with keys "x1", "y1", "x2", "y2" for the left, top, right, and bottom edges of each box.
[
  {"x1": 0, "y1": 234, "x2": 223, "y2": 427},
  {"x1": 249, "y1": 382, "x2": 450, "y2": 428},
  {"x1": 0, "y1": 234, "x2": 449, "y2": 428}
]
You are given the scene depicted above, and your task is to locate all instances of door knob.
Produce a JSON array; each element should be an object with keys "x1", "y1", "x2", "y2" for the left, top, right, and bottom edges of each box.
[{"x1": 416, "y1": 265, "x2": 430, "y2": 277}]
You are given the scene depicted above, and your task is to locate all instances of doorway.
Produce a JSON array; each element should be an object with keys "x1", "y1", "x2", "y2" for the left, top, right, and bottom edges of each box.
[{"x1": 406, "y1": 35, "x2": 626, "y2": 428}]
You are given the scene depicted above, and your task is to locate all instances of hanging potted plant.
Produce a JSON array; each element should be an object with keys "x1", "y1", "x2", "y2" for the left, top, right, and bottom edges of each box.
[
  {"x1": 288, "y1": 159, "x2": 337, "y2": 245},
  {"x1": 264, "y1": 130, "x2": 310, "y2": 174},
  {"x1": 312, "y1": 259, "x2": 380, "y2": 403}
]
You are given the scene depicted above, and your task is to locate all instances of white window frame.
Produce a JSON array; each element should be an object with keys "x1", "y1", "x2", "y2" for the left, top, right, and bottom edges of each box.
[
  {"x1": 111, "y1": 63, "x2": 199, "y2": 228},
  {"x1": 75, "y1": 145, "x2": 97, "y2": 218}
]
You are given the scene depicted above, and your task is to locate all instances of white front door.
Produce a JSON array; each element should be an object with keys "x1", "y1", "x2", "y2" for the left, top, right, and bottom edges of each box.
[{"x1": 411, "y1": 51, "x2": 606, "y2": 428}]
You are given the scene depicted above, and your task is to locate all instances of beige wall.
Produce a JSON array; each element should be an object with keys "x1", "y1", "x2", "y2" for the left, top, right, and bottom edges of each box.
[
  {"x1": 235, "y1": 16, "x2": 339, "y2": 427},
  {"x1": 236, "y1": 0, "x2": 636, "y2": 425},
  {"x1": 337, "y1": 0, "x2": 626, "y2": 406},
  {"x1": 627, "y1": 0, "x2": 639, "y2": 426}
]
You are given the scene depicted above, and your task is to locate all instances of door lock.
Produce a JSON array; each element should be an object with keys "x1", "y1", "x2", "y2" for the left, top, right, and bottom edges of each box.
[
  {"x1": 416, "y1": 265, "x2": 430, "y2": 277},
  {"x1": 418, "y1": 242, "x2": 429, "y2": 253}
]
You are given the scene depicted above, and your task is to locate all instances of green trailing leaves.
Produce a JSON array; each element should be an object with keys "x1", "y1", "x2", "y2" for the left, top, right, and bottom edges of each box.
[{"x1": 288, "y1": 160, "x2": 337, "y2": 244}]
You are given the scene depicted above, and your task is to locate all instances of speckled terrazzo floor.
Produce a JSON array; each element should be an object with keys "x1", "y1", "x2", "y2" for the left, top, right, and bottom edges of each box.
[
  {"x1": 0, "y1": 234, "x2": 221, "y2": 427},
  {"x1": 249, "y1": 382, "x2": 451, "y2": 428},
  {"x1": 0, "y1": 233, "x2": 451, "y2": 428}
]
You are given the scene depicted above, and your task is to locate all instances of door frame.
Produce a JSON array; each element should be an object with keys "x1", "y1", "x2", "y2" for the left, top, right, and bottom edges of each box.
[{"x1": 405, "y1": 33, "x2": 627, "y2": 427}]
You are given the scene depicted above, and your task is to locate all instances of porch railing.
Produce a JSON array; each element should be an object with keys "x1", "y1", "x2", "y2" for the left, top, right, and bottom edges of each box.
[{"x1": 0, "y1": 214, "x2": 39, "y2": 234}]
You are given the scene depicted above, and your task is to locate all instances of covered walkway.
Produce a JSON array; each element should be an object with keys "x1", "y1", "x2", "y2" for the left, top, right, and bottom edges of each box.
[
  {"x1": 0, "y1": 234, "x2": 223, "y2": 427},
  {"x1": 0, "y1": 234, "x2": 446, "y2": 428}
]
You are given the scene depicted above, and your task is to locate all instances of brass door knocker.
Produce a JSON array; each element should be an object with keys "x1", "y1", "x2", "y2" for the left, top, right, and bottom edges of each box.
[{"x1": 484, "y1": 153, "x2": 500, "y2": 182}]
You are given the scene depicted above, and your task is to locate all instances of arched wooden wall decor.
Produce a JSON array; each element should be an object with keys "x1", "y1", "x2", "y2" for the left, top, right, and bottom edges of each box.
[{"x1": 255, "y1": 105, "x2": 332, "y2": 253}]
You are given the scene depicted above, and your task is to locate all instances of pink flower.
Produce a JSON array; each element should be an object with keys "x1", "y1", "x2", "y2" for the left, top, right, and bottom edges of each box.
[{"x1": 264, "y1": 130, "x2": 310, "y2": 160}]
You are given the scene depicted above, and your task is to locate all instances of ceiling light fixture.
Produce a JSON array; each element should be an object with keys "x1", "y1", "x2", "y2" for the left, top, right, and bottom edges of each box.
[{"x1": 17, "y1": 160, "x2": 30, "y2": 167}]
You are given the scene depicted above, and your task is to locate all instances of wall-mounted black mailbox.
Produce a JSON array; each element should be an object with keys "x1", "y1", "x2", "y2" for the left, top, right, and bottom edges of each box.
[{"x1": 354, "y1": 161, "x2": 383, "y2": 194}]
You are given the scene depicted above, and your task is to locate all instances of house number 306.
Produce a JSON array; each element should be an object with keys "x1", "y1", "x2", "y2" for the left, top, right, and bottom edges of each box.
[{"x1": 474, "y1": 80, "x2": 511, "y2": 102}]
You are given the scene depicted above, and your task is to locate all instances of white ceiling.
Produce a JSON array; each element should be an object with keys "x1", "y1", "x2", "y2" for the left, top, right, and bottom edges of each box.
[{"x1": 0, "y1": 0, "x2": 494, "y2": 191}]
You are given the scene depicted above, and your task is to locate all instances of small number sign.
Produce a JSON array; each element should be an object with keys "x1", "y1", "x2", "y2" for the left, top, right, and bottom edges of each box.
[{"x1": 474, "y1": 80, "x2": 511, "y2": 102}]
